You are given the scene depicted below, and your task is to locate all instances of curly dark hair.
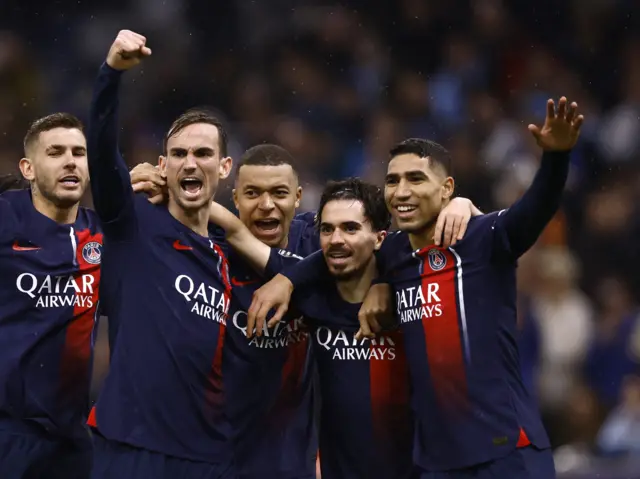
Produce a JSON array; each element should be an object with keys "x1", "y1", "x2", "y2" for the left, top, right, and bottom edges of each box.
[{"x1": 316, "y1": 177, "x2": 391, "y2": 232}]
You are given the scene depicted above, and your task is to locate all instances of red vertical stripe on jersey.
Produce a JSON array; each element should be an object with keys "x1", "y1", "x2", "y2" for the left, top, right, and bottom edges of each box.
[
  {"x1": 58, "y1": 230, "x2": 102, "y2": 409},
  {"x1": 277, "y1": 319, "x2": 309, "y2": 410},
  {"x1": 204, "y1": 244, "x2": 232, "y2": 422},
  {"x1": 369, "y1": 331, "x2": 413, "y2": 467},
  {"x1": 417, "y1": 248, "x2": 467, "y2": 414}
]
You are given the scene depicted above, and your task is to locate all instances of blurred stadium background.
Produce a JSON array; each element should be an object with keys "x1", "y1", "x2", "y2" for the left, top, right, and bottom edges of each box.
[{"x1": 4, "y1": 0, "x2": 640, "y2": 477}]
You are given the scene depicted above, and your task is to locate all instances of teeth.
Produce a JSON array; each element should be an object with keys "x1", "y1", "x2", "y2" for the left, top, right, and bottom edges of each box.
[{"x1": 397, "y1": 205, "x2": 416, "y2": 212}]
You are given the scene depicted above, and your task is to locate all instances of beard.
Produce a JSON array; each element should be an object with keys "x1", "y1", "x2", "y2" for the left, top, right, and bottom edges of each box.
[{"x1": 33, "y1": 176, "x2": 82, "y2": 209}]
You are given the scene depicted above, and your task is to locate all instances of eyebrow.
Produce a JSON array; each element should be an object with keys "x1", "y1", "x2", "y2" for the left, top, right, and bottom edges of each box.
[
  {"x1": 319, "y1": 221, "x2": 363, "y2": 229},
  {"x1": 386, "y1": 170, "x2": 428, "y2": 179},
  {"x1": 169, "y1": 146, "x2": 215, "y2": 154},
  {"x1": 46, "y1": 144, "x2": 86, "y2": 151},
  {"x1": 243, "y1": 184, "x2": 290, "y2": 190}
]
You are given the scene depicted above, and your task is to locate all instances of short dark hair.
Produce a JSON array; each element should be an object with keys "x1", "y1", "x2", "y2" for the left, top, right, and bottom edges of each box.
[
  {"x1": 389, "y1": 138, "x2": 452, "y2": 176},
  {"x1": 0, "y1": 173, "x2": 29, "y2": 193},
  {"x1": 317, "y1": 178, "x2": 391, "y2": 232},
  {"x1": 163, "y1": 108, "x2": 228, "y2": 157},
  {"x1": 23, "y1": 113, "x2": 84, "y2": 155},
  {"x1": 236, "y1": 144, "x2": 297, "y2": 178}
]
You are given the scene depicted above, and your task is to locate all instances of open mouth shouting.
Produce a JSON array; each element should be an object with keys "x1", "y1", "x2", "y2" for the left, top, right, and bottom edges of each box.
[
  {"x1": 253, "y1": 218, "x2": 281, "y2": 238},
  {"x1": 180, "y1": 177, "x2": 204, "y2": 199}
]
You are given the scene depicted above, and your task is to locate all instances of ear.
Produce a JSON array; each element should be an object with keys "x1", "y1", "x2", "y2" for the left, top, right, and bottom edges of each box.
[
  {"x1": 442, "y1": 176, "x2": 455, "y2": 201},
  {"x1": 373, "y1": 230, "x2": 387, "y2": 251},
  {"x1": 295, "y1": 186, "x2": 302, "y2": 209},
  {"x1": 19, "y1": 158, "x2": 35, "y2": 182},
  {"x1": 219, "y1": 157, "x2": 233, "y2": 180},
  {"x1": 158, "y1": 155, "x2": 167, "y2": 175},
  {"x1": 232, "y1": 188, "x2": 239, "y2": 210}
]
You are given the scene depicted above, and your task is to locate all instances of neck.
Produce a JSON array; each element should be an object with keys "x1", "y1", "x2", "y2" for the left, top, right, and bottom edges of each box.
[
  {"x1": 335, "y1": 258, "x2": 377, "y2": 304},
  {"x1": 168, "y1": 201, "x2": 210, "y2": 237},
  {"x1": 408, "y1": 221, "x2": 437, "y2": 251},
  {"x1": 32, "y1": 190, "x2": 78, "y2": 224}
]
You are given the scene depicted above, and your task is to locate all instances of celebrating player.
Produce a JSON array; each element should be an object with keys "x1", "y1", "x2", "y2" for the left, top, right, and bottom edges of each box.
[
  {"x1": 131, "y1": 151, "x2": 480, "y2": 478},
  {"x1": 247, "y1": 97, "x2": 583, "y2": 478},
  {"x1": 295, "y1": 178, "x2": 413, "y2": 479},
  {"x1": 0, "y1": 113, "x2": 101, "y2": 478},
  {"x1": 86, "y1": 30, "x2": 237, "y2": 478},
  {"x1": 130, "y1": 144, "x2": 319, "y2": 478}
]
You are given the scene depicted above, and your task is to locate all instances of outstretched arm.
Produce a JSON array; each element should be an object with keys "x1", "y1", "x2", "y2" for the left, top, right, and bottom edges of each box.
[
  {"x1": 494, "y1": 97, "x2": 583, "y2": 259},
  {"x1": 88, "y1": 30, "x2": 152, "y2": 231}
]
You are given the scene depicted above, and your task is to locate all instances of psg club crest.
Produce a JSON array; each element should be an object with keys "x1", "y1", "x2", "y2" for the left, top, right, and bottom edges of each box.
[
  {"x1": 82, "y1": 241, "x2": 102, "y2": 265},
  {"x1": 427, "y1": 248, "x2": 446, "y2": 271}
]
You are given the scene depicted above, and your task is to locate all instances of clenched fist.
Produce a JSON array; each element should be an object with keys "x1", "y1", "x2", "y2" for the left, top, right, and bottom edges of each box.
[{"x1": 106, "y1": 30, "x2": 152, "y2": 71}]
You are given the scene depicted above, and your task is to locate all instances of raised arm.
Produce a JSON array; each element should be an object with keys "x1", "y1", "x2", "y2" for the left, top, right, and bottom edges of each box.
[
  {"x1": 494, "y1": 97, "x2": 583, "y2": 259},
  {"x1": 87, "y1": 30, "x2": 151, "y2": 227}
]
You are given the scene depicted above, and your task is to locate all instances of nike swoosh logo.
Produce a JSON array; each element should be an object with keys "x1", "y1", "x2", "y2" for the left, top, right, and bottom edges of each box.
[
  {"x1": 12, "y1": 241, "x2": 41, "y2": 251},
  {"x1": 173, "y1": 240, "x2": 193, "y2": 251},
  {"x1": 231, "y1": 277, "x2": 259, "y2": 287}
]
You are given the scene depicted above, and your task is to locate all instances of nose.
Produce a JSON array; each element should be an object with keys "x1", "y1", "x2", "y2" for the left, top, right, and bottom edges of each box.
[
  {"x1": 329, "y1": 229, "x2": 345, "y2": 245},
  {"x1": 395, "y1": 178, "x2": 411, "y2": 200},
  {"x1": 62, "y1": 151, "x2": 77, "y2": 170},
  {"x1": 258, "y1": 193, "x2": 275, "y2": 211},
  {"x1": 183, "y1": 152, "x2": 198, "y2": 172}
]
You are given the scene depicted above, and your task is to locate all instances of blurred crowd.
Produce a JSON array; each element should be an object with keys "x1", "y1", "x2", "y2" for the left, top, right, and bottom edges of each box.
[{"x1": 3, "y1": 0, "x2": 640, "y2": 476}]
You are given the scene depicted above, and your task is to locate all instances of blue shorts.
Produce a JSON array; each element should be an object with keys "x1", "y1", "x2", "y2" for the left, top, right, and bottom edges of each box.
[
  {"x1": 91, "y1": 432, "x2": 236, "y2": 479},
  {"x1": 0, "y1": 427, "x2": 92, "y2": 479},
  {"x1": 416, "y1": 446, "x2": 556, "y2": 479}
]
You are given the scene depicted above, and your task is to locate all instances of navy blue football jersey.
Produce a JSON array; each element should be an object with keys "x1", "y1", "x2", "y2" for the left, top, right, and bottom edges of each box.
[
  {"x1": 219, "y1": 213, "x2": 319, "y2": 479},
  {"x1": 296, "y1": 281, "x2": 413, "y2": 479},
  {"x1": 86, "y1": 63, "x2": 234, "y2": 466},
  {"x1": 283, "y1": 151, "x2": 570, "y2": 471},
  {"x1": 0, "y1": 189, "x2": 102, "y2": 439}
]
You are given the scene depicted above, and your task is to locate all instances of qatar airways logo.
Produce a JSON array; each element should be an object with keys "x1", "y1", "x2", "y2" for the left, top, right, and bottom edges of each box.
[
  {"x1": 396, "y1": 283, "x2": 443, "y2": 324},
  {"x1": 232, "y1": 312, "x2": 308, "y2": 349},
  {"x1": 16, "y1": 273, "x2": 96, "y2": 308},
  {"x1": 315, "y1": 327, "x2": 397, "y2": 361},
  {"x1": 174, "y1": 274, "x2": 229, "y2": 325}
]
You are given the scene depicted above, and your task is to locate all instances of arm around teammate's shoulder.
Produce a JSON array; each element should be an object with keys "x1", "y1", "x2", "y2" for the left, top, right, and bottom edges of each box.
[
  {"x1": 496, "y1": 97, "x2": 583, "y2": 259},
  {"x1": 87, "y1": 30, "x2": 151, "y2": 230}
]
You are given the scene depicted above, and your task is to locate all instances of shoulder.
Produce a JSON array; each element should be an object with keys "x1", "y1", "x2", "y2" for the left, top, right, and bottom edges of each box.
[
  {"x1": 294, "y1": 211, "x2": 317, "y2": 226},
  {"x1": 383, "y1": 230, "x2": 410, "y2": 247},
  {"x1": 0, "y1": 192, "x2": 20, "y2": 239},
  {"x1": 78, "y1": 207, "x2": 104, "y2": 233},
  {"x1": 449, "y1": 210, "x2": 510, "y2": 261},
  {"x1": 0, "y1": 189, "x2": 29, "y2": 209},
  {"x1": 379, "y1": 230, "x2": 411, "y2": 258},
  {"x1": 0, "y1": 190, "x2": 29, "y2": 225},
  {"x1": 289, "y1": 211, "x2": 319, "y2": 256}
]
